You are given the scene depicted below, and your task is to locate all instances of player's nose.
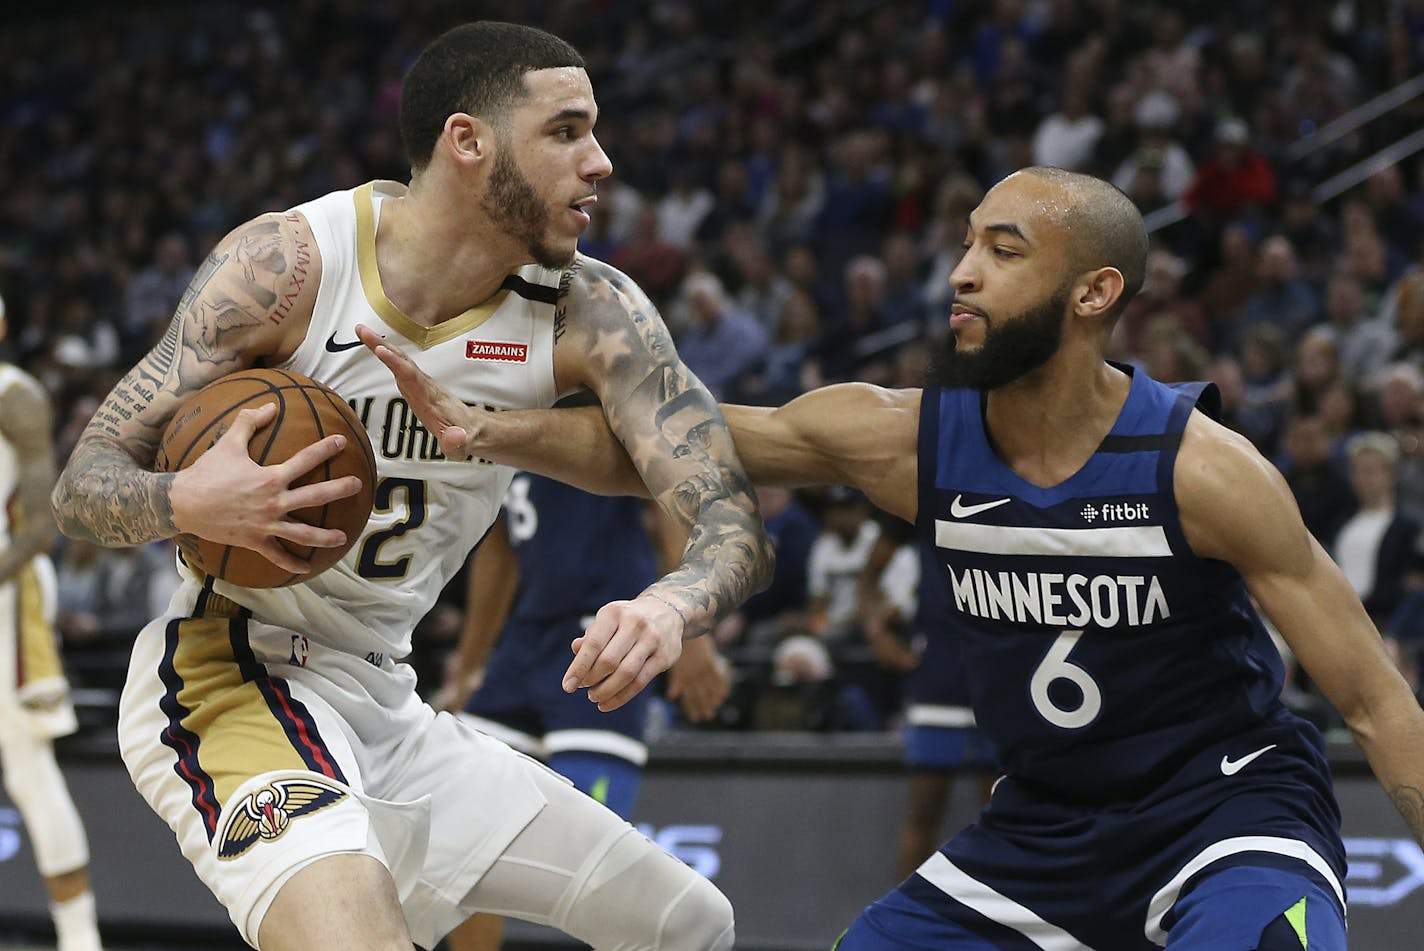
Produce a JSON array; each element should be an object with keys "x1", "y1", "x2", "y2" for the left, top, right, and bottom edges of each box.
[{"x1": 583, "y1": 134, "x2": 613, "y2": 181}]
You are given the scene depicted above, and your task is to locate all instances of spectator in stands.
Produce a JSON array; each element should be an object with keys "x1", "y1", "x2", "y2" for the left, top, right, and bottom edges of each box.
[
  {"x1": 1183, "y1": 117, "x2": 1278, "y2": 223},
  {"x1": 120, "y1": 231, "x2": 192, "y2": 362},
  {"x1": 609, "y1": 205, "x2": 686, "y2": 307},
  {"x1": 1287, "y1": 327, "x2": 1344, "y2": 418},
  {"x1": 821, "y1": 254, "x2": 900, "y2": 382},
  {"x1": 738, "y1": 288, "x2": 825, "y2": 406},
  {"x1": 1111, "y1": 90, "x2": 1195, "y2": 205},
  {"x1": 1199, "y1": 223, "x2": 1261, "y2": 345},
  {"x1": 1368, "y1": 362, "x2": 1424, "y2": 521},
  {"x1": 1331, "y1": 432, "x2": 1420, "y2": 629},
  {"x1": 1278, "y1": 179, "x2": 1340, "y2": 285},
  {"x1": 1365, "y1": 165, "x2": 1424, "y2": 265},
  {"x1": 1280, "y1": 413, "x2": 1355, "y2": 546},
  {"x1": 1227, "y1": 234, "x2": 1320, "y2": 354},
  {"x1": 1114, "y1": 248, "x2": 1208, "y2": 355},
  {"x1": 1321, "y1": 269, "x2": 1396, "y2": 384},
  {"x1": 54, "y1": 540, "x2": 163, "y2": 652},
  {"x1": 757, "y1": 144, "x2": 826, "y2": 252},
  {"x1": 750, "y1": 633, "x2": 882, "y2": 732},
  {"x1": 880, "y1": 232, "x2": 929, "y2": 333},
  {"x1": 673, "y1": 271, "x2": 768, "y2": 400},
  {"x1": 1031, "y1": 81, "x2": 1104, "y2": 172},
  {"x1": 655, "y1": 165, "x2": 715, "y2": 252},
  {"x1": 806, "y1": 487, "x2": 880, "y2": 647}
]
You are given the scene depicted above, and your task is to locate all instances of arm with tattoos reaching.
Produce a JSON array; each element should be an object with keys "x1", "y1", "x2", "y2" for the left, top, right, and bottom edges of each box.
[
  {"x1": 51, "y1": 214, "x2": 359, "y2": 570},
  {"x1": 360, "y1": 255, "x2": 773, "y2": 712}
]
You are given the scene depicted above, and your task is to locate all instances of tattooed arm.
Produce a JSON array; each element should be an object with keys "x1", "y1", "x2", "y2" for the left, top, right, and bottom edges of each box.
[
  {"x1": 51, "y1": 214, "x2": 358, "y2": 572},
  {"x1": 547, "y1": 256, "x2": 771, "y2": 709},
  {"x1": 554, "y1": 257, "x2": 772, "y2": 619},
  {"x1": 0, "y1": 374, "x2": 58, "y2": 584},
  {"x1": 357, "y1": 256, "x2": 773, "y2": 710}
]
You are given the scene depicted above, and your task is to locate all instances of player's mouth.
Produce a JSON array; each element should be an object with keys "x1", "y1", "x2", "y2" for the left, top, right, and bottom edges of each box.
[
  {"x1": 568, "y1": 194, "x2": 597, "y2": 226},
  {"x1": 950, "y1": 303, "x2": 986, "y2": 330}
]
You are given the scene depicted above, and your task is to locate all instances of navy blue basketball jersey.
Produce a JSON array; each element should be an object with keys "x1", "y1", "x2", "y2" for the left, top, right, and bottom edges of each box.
[
  {"x1": 917, "y1": 366, "x2": 1294, "y2": 802},
  {"x1": 502, "y1": 472, "x2": 659, "y2": 621}
]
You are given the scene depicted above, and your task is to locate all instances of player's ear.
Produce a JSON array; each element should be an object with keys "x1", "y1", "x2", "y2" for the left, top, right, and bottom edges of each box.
[
  {"x1": 441, "y1": 113, "x2": 493, "y2": 169},
  {"x1": 1072, "y1": 266, "x2": 1126, "y2": 321}
]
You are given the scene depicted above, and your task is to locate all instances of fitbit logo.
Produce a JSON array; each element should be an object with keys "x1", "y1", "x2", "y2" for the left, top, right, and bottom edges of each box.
[{"x1": 1080, "y1": 501, "x2": 1150, "y2": 524}]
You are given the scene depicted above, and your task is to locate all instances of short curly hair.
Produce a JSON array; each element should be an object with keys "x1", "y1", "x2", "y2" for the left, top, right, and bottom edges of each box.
[{"x1": 399, "y1": 21, "x2": 585, "y2": 172}]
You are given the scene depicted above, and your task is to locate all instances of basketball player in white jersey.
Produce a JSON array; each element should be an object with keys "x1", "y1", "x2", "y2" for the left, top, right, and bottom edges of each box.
[
  {"x1": 0, "y1": 293, "x2": 104, "y2": 951},
  {"x1": 51, "y1": 22, "x2": 770, "y2": 951}
]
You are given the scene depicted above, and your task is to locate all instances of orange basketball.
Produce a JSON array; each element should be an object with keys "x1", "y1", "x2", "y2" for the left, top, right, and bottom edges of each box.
[{"x1": 155, "y1": 368, "x2": 377, "y2": 588}]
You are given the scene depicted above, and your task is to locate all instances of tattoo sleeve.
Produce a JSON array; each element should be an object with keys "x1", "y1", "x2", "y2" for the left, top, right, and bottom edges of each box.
[
  {"x1": 1389, "y1": 784, "x2": 1424, "y2": 845},
  {"x1": 50, "y1": 213, "x2": 315, "y2": 546},
  {"x1": 558, "y1": 258, "x2": 773, "y2": 635}
]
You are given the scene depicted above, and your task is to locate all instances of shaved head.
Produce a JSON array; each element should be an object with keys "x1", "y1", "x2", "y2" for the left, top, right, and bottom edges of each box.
[{"x1": 1014, "y1": 167, "x2": 1149, "y2": 317}]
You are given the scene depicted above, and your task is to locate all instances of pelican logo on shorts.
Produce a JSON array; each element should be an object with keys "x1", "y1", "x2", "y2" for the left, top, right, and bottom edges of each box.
[
  {"x1": 466, "y1": 340, "x2": 528, "y2": 363},
  {"x1": 216, "y1": 778, "x2": 346, "y2": 860}
]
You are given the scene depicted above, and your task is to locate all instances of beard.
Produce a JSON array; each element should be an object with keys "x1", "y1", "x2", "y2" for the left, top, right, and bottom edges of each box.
[
  {"x1": 929, "y1": 285, "x2": 1069, "y2": 390},
  {"x1": 480, "y1": 147, "x2": 569, "y2": 269}
]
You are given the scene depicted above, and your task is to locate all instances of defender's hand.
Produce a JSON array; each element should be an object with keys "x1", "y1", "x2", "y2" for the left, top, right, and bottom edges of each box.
[
  {"x1": 358, "y1": 324, "x2": 483, "y2": 460},
  {"x1": 667, "y1": 636, "x2": 731, "y2": 722},
  {"x1": 432, "y1": 656, "x2": 486, "y2": 714},
  {"x1": 170, "y1": 402, "x2": 360, "y2": 573},
  {"x1": 563, "y1": 596, "x2": 684, "y2": 712}
]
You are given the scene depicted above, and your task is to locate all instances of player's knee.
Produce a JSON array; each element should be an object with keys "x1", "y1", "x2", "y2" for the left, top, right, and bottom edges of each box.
[
  {"x1": 558, "y1": 826, "x2": 733, "y2": 950},
  {"x1": 659, "y1": 872, "x2": 734, "y2": 951}
]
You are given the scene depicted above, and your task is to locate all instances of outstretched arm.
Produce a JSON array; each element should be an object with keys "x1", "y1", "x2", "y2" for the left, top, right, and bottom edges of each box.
[
  {"x1": 359, "y1": 343, "x2": 923, "y2": 524},
  {"x1": 1179, "y1": 414, "x2": 1424, "y2": 846},
  {"x1": 51, "y1": 213, "x2": 359, "y2": 573}
]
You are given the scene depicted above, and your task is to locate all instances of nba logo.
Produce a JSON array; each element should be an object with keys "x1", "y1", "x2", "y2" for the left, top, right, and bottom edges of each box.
[{"x1": 290, "y1": 635, "x2": 310, "y2": 668}]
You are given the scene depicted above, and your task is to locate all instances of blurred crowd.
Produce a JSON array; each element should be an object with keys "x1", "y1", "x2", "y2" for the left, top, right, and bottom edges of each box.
[{"x1": 5, "y1": 0, "x2": 1424, "y2": 735}]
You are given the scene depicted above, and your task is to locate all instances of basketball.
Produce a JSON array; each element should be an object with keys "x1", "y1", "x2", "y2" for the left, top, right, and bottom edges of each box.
[{"x1": 155, "y1": 368, "x2": 377, "y2": 588}]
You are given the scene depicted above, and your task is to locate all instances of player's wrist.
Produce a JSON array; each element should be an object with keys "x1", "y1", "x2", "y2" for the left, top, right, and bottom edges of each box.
[{"x1": 150, "y1": 469, "x2": 185, "y2": 539}]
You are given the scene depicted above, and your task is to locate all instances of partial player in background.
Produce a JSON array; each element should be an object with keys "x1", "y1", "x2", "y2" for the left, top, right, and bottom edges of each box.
[
  {"x1": 858, "y1": 525, "x2": 997, "y2": 881},
  {"x1": 50, "y1": 21, "x2": 767, "y2": 951},
  {"x1": 0, "y1": 293, "x2": 104, "y2": 951},
  {"x1": 440, "y1": 470, "x2": 731, "y2": 951}
]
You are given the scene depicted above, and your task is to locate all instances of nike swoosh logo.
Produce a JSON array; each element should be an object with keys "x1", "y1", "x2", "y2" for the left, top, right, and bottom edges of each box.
[
  {"x1": 1220, "y1": 744, "x2": 1277, "y2": 776},
  {"x1": 325, "y1": 331, "x2": 363, "y2": 353},
  {"x1": 949, "y1": 495, "x2": 1012, "y2": 518}
]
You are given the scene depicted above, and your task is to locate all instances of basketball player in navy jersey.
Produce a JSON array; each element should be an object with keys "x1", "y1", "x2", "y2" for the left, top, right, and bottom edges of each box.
[
  {"x1": 441, "y1": 471, "x2": 731, "y2": 951},
  {"x1": 372, "y1": 167, "x2": 1424, "y2": 950},
  {"x1": 52, "y1": 21, "x2": 769, "y2": 951}
]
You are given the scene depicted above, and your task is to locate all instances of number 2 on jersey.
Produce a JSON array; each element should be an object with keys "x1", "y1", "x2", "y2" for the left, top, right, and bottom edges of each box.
[{"x1": 356, "y1": 477, "x2": 427, "y2": 580}]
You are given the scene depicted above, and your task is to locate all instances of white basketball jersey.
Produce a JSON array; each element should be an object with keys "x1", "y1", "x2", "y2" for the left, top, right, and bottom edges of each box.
[{"x1": 196, "y1": 181, "x2": 561, "y2": 660}]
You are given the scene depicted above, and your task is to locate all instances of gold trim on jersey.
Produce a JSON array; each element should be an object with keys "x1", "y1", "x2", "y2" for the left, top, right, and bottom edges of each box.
[
  {"x1": 170, "y1": 615, "x2": 312, "y2": 807},
  {"x1": 353, "y1": 181, "x2": 508, "y2": 348},
  {"x1": 16, "y1": 561, "x2": 61, "y2": 685}
]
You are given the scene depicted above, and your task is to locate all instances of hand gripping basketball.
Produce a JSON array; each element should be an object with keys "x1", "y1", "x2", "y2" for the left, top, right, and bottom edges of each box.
[{"x1": 158, "y1": 370, "x2": 376, "y2": 587}]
